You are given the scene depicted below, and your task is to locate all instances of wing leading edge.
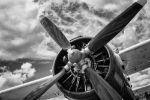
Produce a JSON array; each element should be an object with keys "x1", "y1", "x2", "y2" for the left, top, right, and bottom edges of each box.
[
  {"x1": 0, "y1": 76, "x2": 62, "y2": 100},
  {"x1": 119, "y1": 39, "x2": 150, "y2": 75}
]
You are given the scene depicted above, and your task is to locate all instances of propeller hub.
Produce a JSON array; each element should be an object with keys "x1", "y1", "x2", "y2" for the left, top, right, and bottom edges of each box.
[{"x1": 68, "y1": 49, "x2": 82, "y2": 63}]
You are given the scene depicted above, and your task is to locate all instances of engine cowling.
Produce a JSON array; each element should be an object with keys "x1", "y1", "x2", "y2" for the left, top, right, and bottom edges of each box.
[{"x1": 53, "y1": 37, "x2": 134, "y2": 100}]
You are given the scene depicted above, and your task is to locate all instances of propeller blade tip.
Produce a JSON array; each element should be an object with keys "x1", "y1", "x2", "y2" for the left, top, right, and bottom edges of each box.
[
  {"x1": 39, "y1": 15, "x2": 46, "y2": 21},
  {"x1": 136, "y1": 0, "x2": 147, "y2": 6}
]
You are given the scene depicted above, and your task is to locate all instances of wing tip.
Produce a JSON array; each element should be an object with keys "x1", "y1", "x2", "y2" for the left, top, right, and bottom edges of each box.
[{"x1": 136, "y1": 0, "x2": 147, "y2": 6}]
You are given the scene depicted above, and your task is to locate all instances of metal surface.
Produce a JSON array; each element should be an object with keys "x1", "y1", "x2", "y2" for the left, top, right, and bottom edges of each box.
[
  {"x1": 133, "y1": 85, "x2": 150, "y2": 100},
  {"x1": 23, "y1": 68, "x2": 66, "y2": 100},
  {"x1": 0, "y1": 76, "x2": 62, "y2": 100},
  {"x1": 85, "y1": 67, "x2": 122, "y2": 100},
  {"x1": 40, "y1": 16, "x2": 71, "y2": 50},
  {"x1": 119, "y1": 39, "x2": 150, "y2": 75},
  {"x1": 53, "y1": 37, "x2": 111, "y2": 100},
  {"x1": 0, "y1": 0, "x2": 148, "y2": 100},
  {"x1": 87, "y1": 1, "x2": 144, "y2": 53}
]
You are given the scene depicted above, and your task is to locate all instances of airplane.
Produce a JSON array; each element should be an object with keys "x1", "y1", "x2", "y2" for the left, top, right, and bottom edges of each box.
[{"x1": 0, "y1": 0, "x2": 149, "y2": 100}]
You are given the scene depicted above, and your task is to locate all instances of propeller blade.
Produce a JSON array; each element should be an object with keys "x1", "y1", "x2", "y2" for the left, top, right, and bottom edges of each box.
[
  {"x1": 40, "y1": 15, "x2": 71, "y2": 50},
  {"x1": 23, "y1": 68, "x2": 66, "y2": 100},
  {"x1": 87, "y1": 0, "x2": 147, "y2": 53},
  {"x1": 85, "y1": 68, "x2": 122, "y2": 100}
]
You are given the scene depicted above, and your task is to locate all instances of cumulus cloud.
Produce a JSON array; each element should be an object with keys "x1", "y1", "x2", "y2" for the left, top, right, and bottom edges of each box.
[
  {"x1": 0, "y1": 0, "x2": 57, "y2": 60},
  {"x1": 38, "y1": 0, "x2": 111, "y2": 43},
  {"x1": 0, "y1": 62, "x2": 36, "y2": 90},
  {"x1": 0, "y1": 0, "x2": 145, "y2": 60},
  {"x1": 1, "y1": 0, "x2": 150, "y2": 96},
  {"x1": 80, "y1": 0, "x2": 133, "y2": 10}
]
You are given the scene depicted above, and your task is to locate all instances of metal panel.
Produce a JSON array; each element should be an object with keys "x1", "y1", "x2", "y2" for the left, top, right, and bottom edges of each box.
[
  {"x1": 119, "y1": 39, "x2": 150, "y2": 75},
  {"x1": 133, "y1": 85, "x2": 150, "y2": 100},
  {"x1": 0, "y1": 76, "x2": 62, "y2": 100}
]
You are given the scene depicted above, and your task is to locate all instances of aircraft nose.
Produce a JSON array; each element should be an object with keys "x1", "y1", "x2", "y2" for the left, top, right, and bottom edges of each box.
[{"x1": 68, "y1": 49, "x2": 82, "y2": 63}]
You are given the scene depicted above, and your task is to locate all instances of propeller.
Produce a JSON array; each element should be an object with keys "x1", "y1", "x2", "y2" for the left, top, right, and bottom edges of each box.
[
  {"x1": 23, "y1": 62, "x2": 71, "y2": 100},
  {"x1": 40, "y1": 15, "x2": 71, "y2": 50},
  {"x1": 23, "y1": 16, "x2": 72, "y2": 100},
  {"x1": 23, "y1": 0, "x2": 146, "y2": 99},
  {"x1": 82, "y1": 0, "x2": 146, "y2": 99},
  {"x1": 85, "y1": 67, "x2": 122, "y2": 100},
  {"x1": 87, "y1": 0, "x2": 147, "y2": 53}
]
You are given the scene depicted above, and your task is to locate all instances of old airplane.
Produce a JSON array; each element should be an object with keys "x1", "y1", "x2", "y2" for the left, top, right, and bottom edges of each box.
[{"x1": 0, "y1": 0, "x2": 149, "y2": 100}]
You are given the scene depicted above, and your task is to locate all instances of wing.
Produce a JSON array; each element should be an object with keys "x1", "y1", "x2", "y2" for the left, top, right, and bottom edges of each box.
[
  {"x1": 119, "y1": 39, "x2": 150, "y2": 75},
  {"x1": 0, "y1": 76, "x2": 63, "y2": 100},
  {"x1": 133, "y1": 84, "x2": 150, "y2": 100}
]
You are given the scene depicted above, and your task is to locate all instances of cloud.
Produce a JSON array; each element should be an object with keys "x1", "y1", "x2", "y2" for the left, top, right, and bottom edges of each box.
[
  {"x1": 0, "y1": 62, "x2": 36, "y2": 90},
  {"x1": 38, "y1": 0, "x2": 111, "y2": 42},
  {"x1": 80, "y1": 0, "x2": 133, "y2": 9},
  {"x1": 0, "y1": 0, "x2": 143, "y2": 60},
  {"x1": 103, "y1": 4, "x2": 118, "y2": 11},
  {"x1": 0, "y1": 0, "x2": 58, "y2": 60},
  {"x1": 0, "y1": 0, "x2": 150, "y2": 88}
]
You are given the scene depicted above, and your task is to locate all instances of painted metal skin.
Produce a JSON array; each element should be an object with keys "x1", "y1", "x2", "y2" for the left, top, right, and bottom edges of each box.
[
  {"x1": 0, "y1": 76, "x2": 62, "y2": 100},
  {"x1": 1, "y1": 38, "x2": 150, "y2": 100},
  {"x1": 0, "y1": 0, "x2": 148, "y2": 100},
  {"x1": 53, "y1": 37, "x2": 135, "y2": 100},
  {"x1": 23, "y1": 0, "x2": 147, "y2": 99},
  {"x1": 119, "y1": 39, "x2": 150, "y2": 75}
]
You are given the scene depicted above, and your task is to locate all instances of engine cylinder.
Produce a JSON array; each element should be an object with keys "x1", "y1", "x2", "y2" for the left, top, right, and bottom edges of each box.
[
  {"x1": 53, "y1": 37, "x2": 115, "y2": 100},
  {"x1": 53, "y1": 37, "x2": 133, "y2": 100}
]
